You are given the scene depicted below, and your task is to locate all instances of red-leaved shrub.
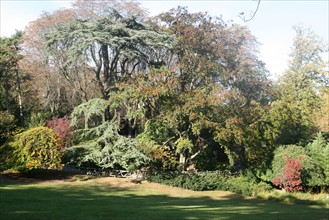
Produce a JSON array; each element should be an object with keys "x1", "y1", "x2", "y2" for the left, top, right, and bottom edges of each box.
[
  {"x1": 47, "y1": 116, "x2": 71, "y2": 147},
  {"x1": 272, "y1": 157, "x2": 303, "y2": 192}
]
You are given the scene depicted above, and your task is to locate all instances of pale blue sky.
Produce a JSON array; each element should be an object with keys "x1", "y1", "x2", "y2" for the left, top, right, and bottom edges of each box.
[{"x1": 1, "y1": 0, "x2": 328, "y2": 77}]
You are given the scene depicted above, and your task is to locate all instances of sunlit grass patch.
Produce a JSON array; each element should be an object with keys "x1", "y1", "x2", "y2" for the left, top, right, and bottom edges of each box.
[{"x1": 1, "y1": 177, "x2": 328, "y2": 220}]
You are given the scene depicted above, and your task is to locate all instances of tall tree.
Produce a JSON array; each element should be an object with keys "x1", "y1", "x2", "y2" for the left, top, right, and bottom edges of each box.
[
  {"x1": 20, "y1": 9, "x2": 88, "y2": 115},
  {"x1": 46, "y1": 10, "x2": 175, "y2": 101},
  {"x1": 20, "y1": 1, "x2": 149, "y2": 115},
  {"x1": 136, "y1": 7, "x2": 272, "y2": 170},
  {"x1": 315, "y1": 88, "x2": 329, "y2": 133},
  {"x1": 266, "y1": 26, "x2": 329, "y2": 145},
  {"x1": 0, "y1": 32, "x2": 24, "y2": 117},
  {"x1": 154, "y1": 7, "x2": 271, "y2": 103}
]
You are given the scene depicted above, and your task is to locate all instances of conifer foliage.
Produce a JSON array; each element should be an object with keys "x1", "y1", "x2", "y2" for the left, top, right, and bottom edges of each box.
[{"x1": 64, "y1": 98, "x2": 149, "y2": 170}]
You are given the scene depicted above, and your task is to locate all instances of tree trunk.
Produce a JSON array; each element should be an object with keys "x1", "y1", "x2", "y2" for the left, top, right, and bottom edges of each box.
[
  {"x1": 101, "y1": 44, "x2": 111, "y2": 121},
  {"x1": 233, "y1": 144, "x2": 247, "y2": 172},
  {"x1": 15, "y1": 67, "x2": 23, "y2": 117},
  {"x1": 179, "y1": 149, "x2": 188, "y2": 171},
  {"x1": 101, "y1": 44, "x2": 110, "y2": 99},
  {"x1": 128, "y1": 119, "x2": 133, "y2": 138},
  {"x1": 4, "y1": 71, "x2": 10, "y2": 112}
]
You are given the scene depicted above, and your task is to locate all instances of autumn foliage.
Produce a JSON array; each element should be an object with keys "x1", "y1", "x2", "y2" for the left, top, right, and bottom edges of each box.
[
  {"x1": 47, "y1": 116, "x2": 71, "y2": 147},
  {"x1": 1, "y1": 0, "x2": 328, "y2": 196},
  {"x1": 272, "y1": 157, "x2": 303, "y2": 192},
  {"x1": 0, "y1": 127, "x2": 63, "y2": 170}
]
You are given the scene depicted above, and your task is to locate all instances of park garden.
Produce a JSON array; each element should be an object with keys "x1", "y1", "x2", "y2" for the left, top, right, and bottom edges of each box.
[{"x1": 1, "y1": 0, "x2": 328, "y2": 219}]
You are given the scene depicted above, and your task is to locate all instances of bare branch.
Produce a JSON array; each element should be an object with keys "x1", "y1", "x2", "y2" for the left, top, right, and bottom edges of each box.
[{"x1": 239, "y1": 0, "x2": 261, "y2": 22}]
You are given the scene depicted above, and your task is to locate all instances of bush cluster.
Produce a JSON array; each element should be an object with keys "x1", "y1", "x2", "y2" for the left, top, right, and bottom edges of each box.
[
  {"x1": 148, "y1": 171, "x2": 272, "y2": 197},
  {"x1": 272, "y1": 157, "x2": 303, "y2": 192},
  {"x1": 0, "y1": 126, "x2": 63, "y2": 171},
  {"x1": 268, "y1": 144, "x2": 326, "y2": 189}
]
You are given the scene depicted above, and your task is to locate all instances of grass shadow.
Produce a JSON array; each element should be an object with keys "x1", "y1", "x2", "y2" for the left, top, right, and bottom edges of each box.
[
  {"x1": 1, "y1": 178, "x2": 328, "y2": 220},
  {"x1": 0, "y1": 170, "x2": 95, "y2": 187}
]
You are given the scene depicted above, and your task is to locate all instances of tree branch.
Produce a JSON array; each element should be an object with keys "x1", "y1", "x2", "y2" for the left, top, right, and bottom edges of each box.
[{"x1": 239, "y1": 0, "x2": 261, "y2": 22}]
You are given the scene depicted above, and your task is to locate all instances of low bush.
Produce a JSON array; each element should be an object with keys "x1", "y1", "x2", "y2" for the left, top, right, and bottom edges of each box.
[
  {"x1": 148, "y1": 171, "x2": 272, "y2": 196},
  {"x1": 272, "y1": 157, "x2": 303, "y2": 192},
  {"x1": 0, "y1": 126, "x2": 63, "y2": 171},
  {"x1": 268, "y1": 145, "x2": 325, "y2": 188}
]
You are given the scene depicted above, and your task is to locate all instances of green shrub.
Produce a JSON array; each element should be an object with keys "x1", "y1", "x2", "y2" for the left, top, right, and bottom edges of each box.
[
  {"x1": 224, "y1": 175, "x2": 270, "y2": 196},
  {"x1": 24, "y1": 112, "x2": 51, "y2": 128},
  {"x1": 67, "y1": 100, "x2": 149, "y2": 171},
  {"x1": 0, "y1": 126, "x2": 63, "y2": 170},
  {"x1": 148, "y1": 171, "x2": 272, "y2": 196},
  {"x1": 63, "y1": 121, "x2": 149, "y2": 170},
  {"x1": 306, "y1": 133, "x2": 329, "y2": 185},
  {"x1": 225, "y1": 177, "x2": 249, "y2": 195},
  {"x1": 268, "y1": 145, "x2": 325, "y2": 187},
  {"x1": 257, "y1": 181, "x2": 273, "y2": 192},
  {"x1": 0, "y1": 111, "x2": 21, "y2": 146}
]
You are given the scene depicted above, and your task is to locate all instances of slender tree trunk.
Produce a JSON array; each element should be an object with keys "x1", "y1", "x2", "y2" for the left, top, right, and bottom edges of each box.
[
  {"x1": 101, "y1": 44, "x2": 110, "y2": 99},
  {"x1": 101, "y1": 44, "x2": 111, "y2": 121},
  {"x1": 15, "y1": 67, "x2": 23, "y2": 117},
  {"x1": 179, "y1": 149, "x2": 188, "y2": 171},
  {"x1": 4, "y1": 71, "x2": 10, "y2": 112},
  {"x1": 84, "y1": 117, "x2": 89, "y2": 129},
  {"x1": 127, "y1": 120, "x2": 132, "y2": 138},
  {"x1": 233, "y1": 144, "x2": 247, "y2": 172}
]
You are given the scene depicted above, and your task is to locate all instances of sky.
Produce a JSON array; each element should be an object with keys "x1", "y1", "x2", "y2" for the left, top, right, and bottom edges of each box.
[{"x1": 1, "y1": 0, "x2": 328, "y2": 78}]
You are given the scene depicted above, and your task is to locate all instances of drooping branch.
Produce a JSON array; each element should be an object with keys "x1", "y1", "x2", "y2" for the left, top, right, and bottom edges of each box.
[{"x1": 239, "y1": 0, "x2": 261, "y2": 22}]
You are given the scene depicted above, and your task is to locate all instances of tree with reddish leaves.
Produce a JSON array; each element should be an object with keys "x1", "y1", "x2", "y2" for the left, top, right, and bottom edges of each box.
[
  {"x1": 272, "y1": 157, "x2": 303, "y2": 192},
  {"x1": 46, "y1": 116, "x2": 71, "y2": 148}
]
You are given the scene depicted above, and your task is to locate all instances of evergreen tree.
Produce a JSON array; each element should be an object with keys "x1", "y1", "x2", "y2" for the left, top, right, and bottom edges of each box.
[{"x1": 266, "y1": 26, "x2": 329, "y2": 146}]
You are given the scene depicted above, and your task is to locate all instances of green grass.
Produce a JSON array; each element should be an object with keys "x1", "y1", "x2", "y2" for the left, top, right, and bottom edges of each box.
[{"x1": 1, "y1": 177, "x2": 328, "y2": 220}]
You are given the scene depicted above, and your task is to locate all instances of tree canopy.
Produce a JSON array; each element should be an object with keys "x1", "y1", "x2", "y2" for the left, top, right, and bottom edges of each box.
[{"x1": 1, "y1": 1, "x2": 328, "y2": 191}]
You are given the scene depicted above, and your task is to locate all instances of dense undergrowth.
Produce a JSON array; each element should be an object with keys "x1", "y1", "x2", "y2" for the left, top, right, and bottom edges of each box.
[
  {"x1": 148, "y1": 171, "x2": 329, "y2": 208},
  {"x1": 148, "y1": 171, "x2": 273, "y2": 197}
]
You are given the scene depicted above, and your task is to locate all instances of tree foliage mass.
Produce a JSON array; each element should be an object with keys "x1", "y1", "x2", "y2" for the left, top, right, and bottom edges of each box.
[{"x1": 1, "y1": 0, "x2": 328, "y2": 191}]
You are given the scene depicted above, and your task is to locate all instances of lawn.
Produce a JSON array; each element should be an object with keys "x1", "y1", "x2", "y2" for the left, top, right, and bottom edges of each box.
[{"x1": 0, "y1": 175, "x2": 328, "y2": 220}]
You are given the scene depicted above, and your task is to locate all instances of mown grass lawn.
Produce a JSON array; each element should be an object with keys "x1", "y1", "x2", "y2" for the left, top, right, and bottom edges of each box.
[{"x1": 0, "y1": 176, "x2": 328, "y2": 220}]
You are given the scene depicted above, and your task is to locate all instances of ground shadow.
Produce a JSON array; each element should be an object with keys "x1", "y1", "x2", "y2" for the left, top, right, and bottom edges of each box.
[{"x1": 1, "y1": 178, "x2": 328, "y2": 220}]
